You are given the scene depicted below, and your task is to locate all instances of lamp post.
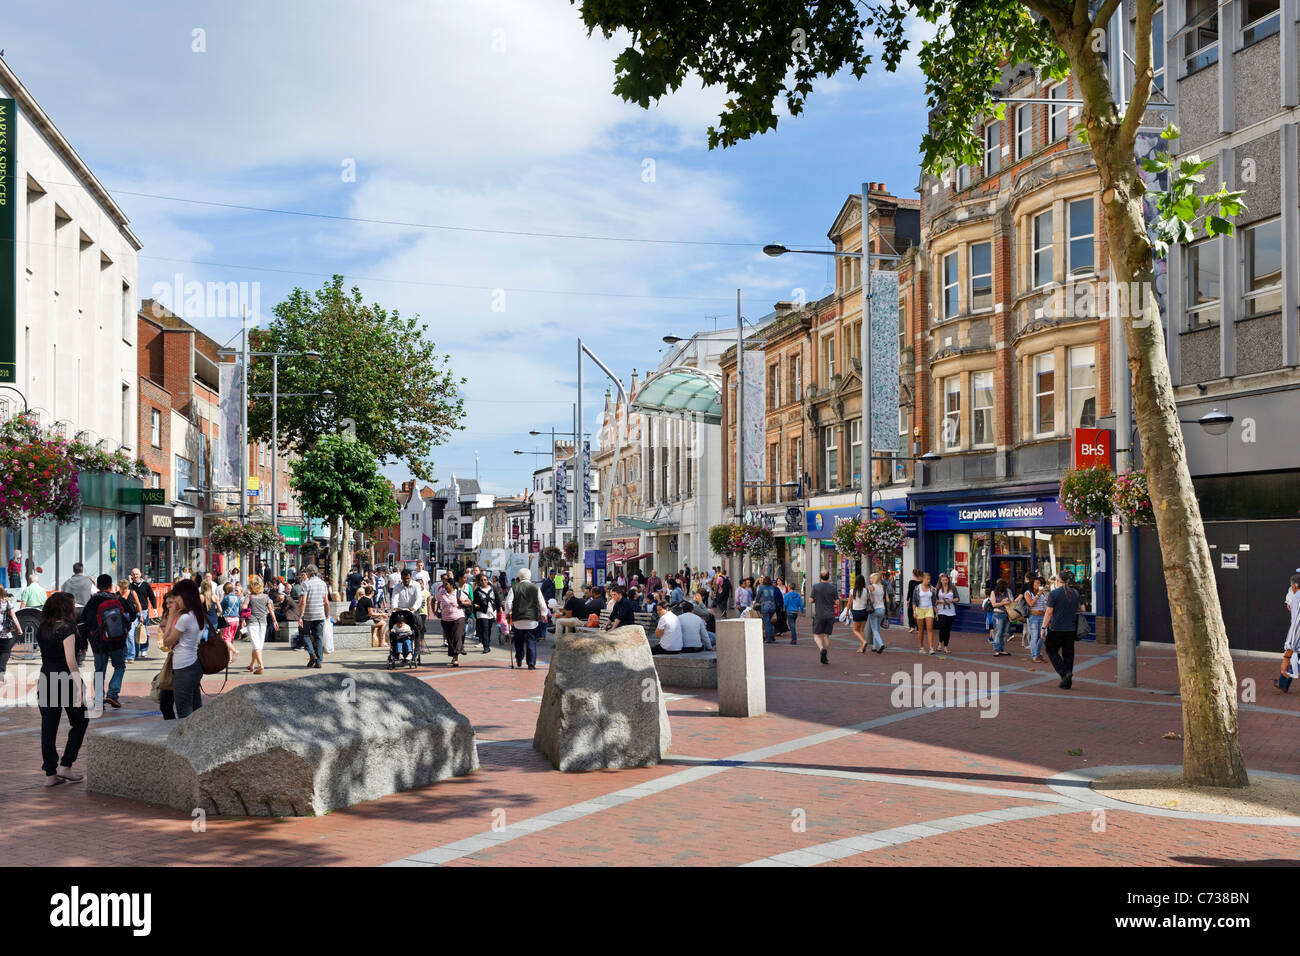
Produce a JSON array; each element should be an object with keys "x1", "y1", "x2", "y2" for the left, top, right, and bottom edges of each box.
[{"x1": 250, "y1": 382, "x2": 329, "y2": 577}]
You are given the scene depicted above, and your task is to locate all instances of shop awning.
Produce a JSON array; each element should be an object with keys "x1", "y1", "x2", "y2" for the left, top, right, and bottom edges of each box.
[
  {"x1": 630, "y1": 366, "x2": 722, "y2": 424},
  {"x1": 612, "y1": 552, "x2": 652, "y2": 564}
]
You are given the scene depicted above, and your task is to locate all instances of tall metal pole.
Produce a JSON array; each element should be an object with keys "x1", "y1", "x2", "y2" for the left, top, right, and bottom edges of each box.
[
  {"x1": 1115, "y1": 296, "x2": 1137, "y2": 687},
  {"x1": 239, "y1": 306, "x2": 249, "y2": 587},
  {"x1": 271, "y1": 355, "x2": 279, "y2": 580},
  {"x1": 575, "y1": 345, "x2": 583, "y2": 584},
  {"x1": 736, "y1": 289, "x2": 746, "y2": 585},
  {"x1": 860, "y1": 184, "x2": 873, "y2": 527}
]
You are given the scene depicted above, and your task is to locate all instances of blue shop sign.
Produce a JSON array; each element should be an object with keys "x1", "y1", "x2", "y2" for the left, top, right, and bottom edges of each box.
[
  {"x1": 807, "y1": 502, "x2": 916, "y2": 539},
  {"x1": 921, "y1": 498, "x2": 1079, "y2": 531}
]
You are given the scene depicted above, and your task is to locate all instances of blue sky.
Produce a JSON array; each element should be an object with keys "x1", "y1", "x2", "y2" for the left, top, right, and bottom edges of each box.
[{"x1": 7, "y1": 0, "x2": 931, "y2": 496}]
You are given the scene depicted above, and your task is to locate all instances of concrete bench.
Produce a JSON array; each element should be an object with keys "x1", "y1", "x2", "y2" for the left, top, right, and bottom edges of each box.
[{"x1": 574, "y1": 625, "x2": 716, "y2": 688}]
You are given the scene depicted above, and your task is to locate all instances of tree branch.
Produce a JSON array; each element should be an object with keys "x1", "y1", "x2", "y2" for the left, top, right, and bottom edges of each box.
[
  {"x1": 1092, "y1": 0, "x2": 1123, "y2": 34},
  {"x1": 1120, "y1": 0, "x2": 1157, "y2": 147}
]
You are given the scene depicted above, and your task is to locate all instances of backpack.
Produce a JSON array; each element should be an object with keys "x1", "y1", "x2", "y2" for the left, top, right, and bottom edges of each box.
[{"x1": 96, "y1": 597, "x2": 129, "y2": 645}]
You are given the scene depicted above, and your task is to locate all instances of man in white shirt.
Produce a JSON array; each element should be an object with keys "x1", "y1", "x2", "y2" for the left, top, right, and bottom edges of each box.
[
  {"x1": 387, "y1": 566, "x2": 403, "y2": 608},
  {"x1": 677, "y1": 606, "x2": 711, "y2": 651},
  {"x1": 653, "y1": 604, "x2": 682, "y2": 655},
  {"x1": 414, "y1": 560, "x2": 431, "y2": 592}
]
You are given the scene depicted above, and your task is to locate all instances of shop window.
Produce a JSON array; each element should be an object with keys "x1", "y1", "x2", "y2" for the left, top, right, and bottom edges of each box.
[
  {"x1": 1033, "y1": 353, "x2": 1056, "y2": 437},
  {"x1": 943, "y1": 377, "x2": 961, "y2": 449},
  {"x1": 972, "y1": 371, "x2": 994, "y2": 447},
  {"x1": 969, "y1": 242, "x2": 993, "y2": 312},
  {"x1": 1185, "y1": 236, "x2": 1221, "y2": 328},
  {"x1": 942, "y1": 250, "x2": 960, "y2": 318},
  {"x1": 1068, "y1": 198, "x2": 1095, "y2": 276},
  {"x1": 1032, "y1": 210, "x2": 1054, "y2": 288},
  {"x1": 1242, "y1": 217, "x2": 1282, "y2": 316},
  {"x1": 1184, "y1": 0, "x2": 1219, "y2": 74},
  {"x1": 1241, "y1": 0, "x2": 1280, "y2": 46},
  {"x1": 1069, "y1": 346, "x2": 1097, "y2": 429}
]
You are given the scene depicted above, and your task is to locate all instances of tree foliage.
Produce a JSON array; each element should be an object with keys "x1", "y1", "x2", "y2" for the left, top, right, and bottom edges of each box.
[
  {"x1": 247, "y1": 275, "x2": 465, "y2": 481},
  {"x1": 289, "y1": 435, "x2": 394, "y2": 532}
]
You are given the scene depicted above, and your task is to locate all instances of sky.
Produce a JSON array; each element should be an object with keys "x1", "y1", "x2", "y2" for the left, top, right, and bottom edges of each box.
[{"x1": 5, "y1": 0, "x2": 932, "y2": 498}]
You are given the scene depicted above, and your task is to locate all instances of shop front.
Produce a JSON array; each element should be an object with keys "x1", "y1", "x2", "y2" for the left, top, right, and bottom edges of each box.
[
  {"x1": 279, "y1": 523, "x2": 304, "y2": 571},
  {"x1": 25, "y1": 472, "x2": 145, "y2": 588},
  {"x1": 804, "y1": 500, "x2": 914, "y2": 598},
  {"x1": 142, "y1": 505, "x2": 176, "y2": 584},
  {"x1": 606, "y1": 536, "x2": 648, "y2": 579},
  {"x1": 915, "y1": 493, "x2": 1108, "y2": 636}
]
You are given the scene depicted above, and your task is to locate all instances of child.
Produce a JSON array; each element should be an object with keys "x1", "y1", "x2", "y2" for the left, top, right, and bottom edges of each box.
[
  {"x1": 219, "y1": 582, "x2": 241, "y2": 661},
  {"x1": 392, "y1": 622, "x2": 414, "y2": 662}
]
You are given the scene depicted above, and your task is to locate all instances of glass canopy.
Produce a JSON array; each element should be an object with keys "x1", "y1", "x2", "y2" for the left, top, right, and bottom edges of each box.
[{"x1": 629, "y1": 366, "x2": 722, "y2": 423}]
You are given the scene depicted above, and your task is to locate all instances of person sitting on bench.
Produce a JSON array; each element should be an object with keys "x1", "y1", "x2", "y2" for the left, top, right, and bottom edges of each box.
[
  {"x1": 675, "y1": 600, "x2": 711, "y2": 651},
  {"x1": 652, "y1": 603, "x2": 682, "y2": 655},
  {"x1": 606, "y1": 585, "x2": 637, "y2": 630}
]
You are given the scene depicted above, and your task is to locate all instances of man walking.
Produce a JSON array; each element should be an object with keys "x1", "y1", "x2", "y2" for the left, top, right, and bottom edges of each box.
[
  {"x1": 345, "y1": 563, "x2": 363, "y2": 602},
  {"x1": 1041, "y1": 571, "x2": 1081, "y2": 690},
  {"x1": 506, "y1": 568, "x2": 548, "y2": 670},
  {"x1": 298, "y1": 565, "x2": 329, "y2": 668},
  {"x1": 811, "y1": 570, "x2": 838, "y2": 665},
  {"x1": 127, "y1": 568, "x2": 157, "y2": 659},
  {"x1": 61, "y1": 563, "x2": 95, "y2": 606},
  {"x1": 82, "y1": 574, "x2": 130, "y2": 709}
]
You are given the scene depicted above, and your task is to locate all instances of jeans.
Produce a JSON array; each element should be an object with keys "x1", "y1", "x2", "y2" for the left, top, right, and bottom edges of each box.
[
  {"x1": 301, "y1": 619, "x2": 325, "y2": 662},
  {"x1": 786, "y1": 612, "x2": 799, "y2": 643},
  {"x1": 512, "y1": 627, "x2": 538, "y2": 668},
  {"x1": 132, "y1": 617, "x2": 151, "y2": 658},
  {"x1": 475, "y1": 617, "x2": 493, "y2": 649},
  {"x1": 172, "y1": 659, "x2": 204, "y2": 718},
  {"x1": 936, "y1": 614, "x2": 954, "y2": 648},
  {"x1": 760, "y1": 608, "x2": 775, "y2": 642},
  {"x1": 394, "y1": 638, "x2": 413, "y2": 657},
  {"x1": 39, "y1": 702, "x2": 89, "y2": 775},
  {"x1": 1027, "y1": 615, "x2": 1044, "y2": 659},
  {"x1": 869, "y1": 608, "x2": 885, "y2": 649},
  {"x1": 93, "y1": 645, "x2": 127, "y2": 701},
  {"x1": 1045, "y1": 630, "x2": 1075, "y2": 681},
  {"x1": 991, "y1": 612, "x2": 1010, "y2": 652},
  {"x1": 0, "y1": 634, "x2": 14, "y2": 675}
]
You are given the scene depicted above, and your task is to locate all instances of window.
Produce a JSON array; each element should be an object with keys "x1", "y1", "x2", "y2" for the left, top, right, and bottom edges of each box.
[
  {"x1": 850, "y1": 418, "x2": 863, "y2": 487},
  {"x1": 943, "y1": 250, "x2": 960, "y2": 318},
  {"x1": 893, "y1": 407, "x2": 908, "y2": 482},
  {"x1": 823, "y1": 425, "x2": 839, "y2": 491},
  {"x1": 1069, "y1": 346, "x2": 1097, "y2": 429},
  {"x1": 943, "y1": 377, "x2": 961, "y2": 449},
  {"x1": 150, "y1": 409, "x2": 161, "y2": 447},
  {"x1": 768, "y1": 363, "x2": 781, "y2": 409},
  {"x1": 1242, "y1": 218, "x2": 1282, "y2": 316},
  {"x1": 1015, "y1": 104, "x2": 1033, "y2": 160},
  {"x1": 956, "y1": 164, "x2": 970, "y2": 190},
  {"x1": 1152, "y1": 7, "x2": 1166, "y2": 91},
  {"x1": 972, "y1": 371, "x2": 994, "y2": 447},
  {"x1": 174, "y1": 457, "x2": 193, "y2": 500},
  {"x1": 969, "y1": 242, "x2": 993, "y2": 312},
  {"x1": 789, "y1": 354, "x2": 802, "y2": 402},
  {"x1": 1241, "y1": 0, "x2": 1280, "y2": 46},
  {"x1": 1033, "y1": 353, "x2": 1056, "y2": 436},
  {"x1": 151, "y1": 471, "x2": 161, "y2": 489},
  {"x1": 1068, "y1": 198, "x2": 1095, "y2": 276},
  {"x1": 984, "y1": 122, "x2": 1001, "y2": 175},
  {"x1": 1184, "y1": 0, "x2": 1219, "y2": 73},
  {"x1": 1049, "y1": 83, "x2": 1069, "y2": 141},
  {"x1": 1185, "y1": 236, "x2": 1221, "y2": 328},
  {"x1": 822, "y1": 333, "x2": 837, "y2": 380},
  {"x1": 1032, "y1": 210, "x2": 1054, "y2": 288},
  {"x1": 845, "y1": 321, "x2": 861, "y2": 369},
  {"x1": 767, "y1": 442, "x2": 779, "y2": 501}
]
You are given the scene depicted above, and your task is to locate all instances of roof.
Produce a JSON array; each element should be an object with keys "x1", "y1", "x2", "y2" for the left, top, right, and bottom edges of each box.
[
  {"x1": 455, "y1": 478, "x2": 482, "y2": 496},
  {"x1": 630, "y1": 366, "x2": 722, "y2": 424}
]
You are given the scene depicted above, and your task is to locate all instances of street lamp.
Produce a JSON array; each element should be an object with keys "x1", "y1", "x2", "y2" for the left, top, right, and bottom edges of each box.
[{"x1": 1191, "y1": 408, "x2": 1233, "y2": 436}]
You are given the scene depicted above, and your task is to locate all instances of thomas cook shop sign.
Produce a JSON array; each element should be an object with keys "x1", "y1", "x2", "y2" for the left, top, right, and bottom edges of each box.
[{"x1": 0, "y1": 99, "x2": 14, "y2": 383}]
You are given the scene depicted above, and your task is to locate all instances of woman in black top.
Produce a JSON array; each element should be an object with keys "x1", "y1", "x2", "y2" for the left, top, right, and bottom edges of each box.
[{"x1": 36, "y1": 592, "x2": 89, "y2": 787}]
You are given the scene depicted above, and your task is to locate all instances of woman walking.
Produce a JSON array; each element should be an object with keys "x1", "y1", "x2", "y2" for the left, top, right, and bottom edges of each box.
[
  {"x1": 990, "y1": 579, "x2": 1013, "y2": 656},
  {"x1": 913, "y1": 572, "x2": 936, "y2": 654},
  {"x1": 245, "y1": 576, "x2": 275, "y2": 675},
  {"x1": 1025, "y1": 576, "x2": 1048, "y2": 662},
  {"x1": 36, "y1": 593, "x2": 89, "y2": 787},
  {"x1": 782, "y1": 582, "x2": 803, "y2": 646},
  {"x1": 755, "y1": 576, "x2": 780, "y2": 643},
  {"x1": 473, "y1": 572, "x2": 497, "y2": 654},
  {"x1": 219, "y1": 582, "x2": 241, "y2": 661},
  {"x1": 849, "y1": 574, "x2": 871, "y2": 653},
  {"x1": 935, "y1": 573, "x2": 957, "y2": 653},
  {"x1": 0, "y1": 586, "x2": 21, "y2": 683},
  {"x1": 868, "y1": 571, "x2": 887, "y2": 653},
  {"x1": 437, "y1": 571, "x2": 470, "y2": 666},
  {"x1": 162, "y1": 580, "x2": 206, "y2": 717}
]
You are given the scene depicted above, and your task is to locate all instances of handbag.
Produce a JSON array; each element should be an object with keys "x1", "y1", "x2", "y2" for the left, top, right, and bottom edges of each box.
[
  {"x1": 1013, "y1": 595, "x2": 1031, "y2": 619},
  {"x1": 1075, "y1": 610, "x2": 1091, "y2": 639},
  {"x1": 197, "y1": 627, "x2": 231, "y2": 675}
]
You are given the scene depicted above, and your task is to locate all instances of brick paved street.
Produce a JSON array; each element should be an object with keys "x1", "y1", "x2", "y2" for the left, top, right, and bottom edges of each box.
[{"x1": 3, "y1": 624, "x2": 1296, "y2": 867}]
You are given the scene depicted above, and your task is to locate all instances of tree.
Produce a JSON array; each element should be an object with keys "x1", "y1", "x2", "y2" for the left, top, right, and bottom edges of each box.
[
  {"x1": 574, "y1": 0, "x2": 1248, "y2": 787},
  {"x1": 289, "y1": 435, "x2": 398, "y2": 590},
  {"x1": 247, "y1": 275, "x2": 465, "y2": 481}
]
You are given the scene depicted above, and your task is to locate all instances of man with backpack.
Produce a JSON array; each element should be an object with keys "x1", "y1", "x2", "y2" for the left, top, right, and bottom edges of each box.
[{"x1": 81, "y1": 574, "x2": 130, "y2": 709}]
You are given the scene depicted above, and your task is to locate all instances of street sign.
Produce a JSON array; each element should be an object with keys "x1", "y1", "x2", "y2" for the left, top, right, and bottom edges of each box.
[{"x1": 1072, "y1": 428, "x2": 1113, "y2": 469}]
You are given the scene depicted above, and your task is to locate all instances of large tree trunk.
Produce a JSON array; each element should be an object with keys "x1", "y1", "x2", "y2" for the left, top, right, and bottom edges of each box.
[{"x1": 1088, "y1": 121, "x2": 1249, "y2": 788}]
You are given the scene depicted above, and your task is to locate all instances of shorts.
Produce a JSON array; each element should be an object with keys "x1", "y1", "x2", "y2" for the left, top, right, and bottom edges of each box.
[
  {"x1": 915, "y1": 608, "x2": 934, "y2": 620},
  {"x1": 850, "y1": 608, "x2": 869, "y2": 623},
  {"x1": 813, "y1": 616, "x2": 834, "y2": 635}
]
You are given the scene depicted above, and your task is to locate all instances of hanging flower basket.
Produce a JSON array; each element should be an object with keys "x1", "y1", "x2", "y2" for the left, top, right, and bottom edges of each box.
[
  {"x1": 1059, "y1": 466, "x2": 1116, "y2": 525},
  {"x1": 0, "y1": 429, "x2": 81, "y2": 528},
  {"x1": 708, "y1": 522, "x2": 774, "y2": 559},
  {"x1": 210, "y1": 520, "x2": 286, "y2": 555},
  {"x1": 563, "y1": 539, "x2": 578, "y2": 561},
  {"x1": 540, "y1": 545, "x2": 562, "y2": 567},
  {"x1": 832, "y1": 515, "x2": 906, "y2": 558},
  {"x1": 1114, "y1": 469, "x2": 1155, "y2": 527}
]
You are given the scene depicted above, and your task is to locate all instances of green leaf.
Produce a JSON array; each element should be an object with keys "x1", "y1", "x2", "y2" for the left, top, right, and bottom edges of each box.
[{"x1": 1205, "y1": 215, "x2": 1234, "y2": 237}]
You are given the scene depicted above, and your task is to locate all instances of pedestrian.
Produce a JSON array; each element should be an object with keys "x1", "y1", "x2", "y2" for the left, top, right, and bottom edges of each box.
[
  {"x1": 472, "y1": 572, "x2": 497, "y2": 654},
  {"x1": 35, "y1": 592, "x2": 89, "y2": 786},
  {"x1": 913, "y1": 572, "x2": 936, "y2": 655},
  {"x1": 905, "y1": 569, "x2": 922, "y2": 633},
  {"x1": 19, "y1": 570, "x2": 47, "y2": 610},
  {"x1": 755, "y1": 576, "x2": 779, "y2": 643},
  {"x1": 0, "y1": 586, "x2": 20, "y2": 683},
  {"x1": 220, "y1": 583, "x2": 242, "y2": 657},
  {"x1": 1277, "y1": 573, "x2": 1300, "y2": 691},
  {"x1": 935, "y1": 573, "x2": 957, "y2": 653},
  {"x1": 850, "y1": 574, "x2": 871, "y2": 654},
  {"x1": 735, "y1": 576, "x2": 753, "y2": 616},
  {"x1": 772, "y1": 576, "x2": 789, "y2": 638},
  {"x1": 127, "y1": 568, "x2": 157, "y2": 659},
  {"x1": 868, "y1": 571, "x2": 887, "y2": 654},
  {"x1": 161, "y1": 580, "x2": 206, "y2": 717},
  {"x1": 437, "y1": 570, "x2": 470, "y2": 667},
  {"x1": 810, "y1": 570, "x2": 837, "y2": 665},
  {"x1": 783, "y1": 582, "x2": 803, "y2": 646},
  {"x1": 346, "y1": 563, "x2": 363, "y2": 602},
  {"x1": 297, "y1": 564, "x2": 330, "y2": 668},
  {"x1": 61, "y1": 562, "x2": 94, "y2": 606},
  {"x1": 990, "y1": 578, "x2": 1013, "y2": 656},
  {"x1": 118, "y1": 577, "x2": 142, "y2": 662},
  {"x1": 1025, "y1": 575, "x2": 1048, "y2": 662},
  {"x1": 7, "y1": 549, "x2": 22, "y2": 590},
  {"x1": 244, "y1": 576, "x2": 274, "y2": 675},
  {"x1": 712, "y1": 569, "x2": 731, "y2": 618},
  {"x1": 506, "y1": 568, "x2": 548, "y2": 669},
  {"x1": 81, "y1": 574, "x2": 130, "y2": 710},
  {"x1": 1041, "y1": 571, "x2": 1081, "y2": 689}
]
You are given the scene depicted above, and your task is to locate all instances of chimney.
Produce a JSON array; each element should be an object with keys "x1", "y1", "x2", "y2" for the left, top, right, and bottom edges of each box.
[
  {"x1": 774, "y1": 300, "x2": 795, "y2": 313},
  {"x1": 629, "y1": 368, "x2": 639, "y2": 396}
]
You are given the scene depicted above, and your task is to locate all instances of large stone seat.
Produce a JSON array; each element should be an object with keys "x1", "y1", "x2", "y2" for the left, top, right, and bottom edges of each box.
[
  {"x1": 650, "y1": 650, "x2": 718, "y2": 689},
  {"x1": 87, "y1": 671, "x2": 478, "y2": 816},
  {"x1": 534, "y1": 625, "x2": 670, "y2": 771}
]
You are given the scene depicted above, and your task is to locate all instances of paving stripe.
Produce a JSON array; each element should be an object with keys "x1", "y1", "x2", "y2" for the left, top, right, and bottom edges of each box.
[{"x1": 742, "y1": 803, "x2": 1087, "y2": 867}]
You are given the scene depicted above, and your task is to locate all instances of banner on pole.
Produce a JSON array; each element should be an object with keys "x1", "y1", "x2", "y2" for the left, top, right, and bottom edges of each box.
[
  {"x1": 216, "y1": 361, "x2": 243, "y2": 488},
  {"x1": 869, "y1": 271, "x2": 900, "y2": 452},
  {"x1": 582, "y1": 440, "x2": 592, "y2": 519},
  {"x1": 555, "y1": 459, "x2": 568, "y2": 526},
  {"x1": 742, "y1": 349, "x2": 766, "y2": 481},
  {"x1": 0, "y1": 99, "x2": 15, "y2": 384}
]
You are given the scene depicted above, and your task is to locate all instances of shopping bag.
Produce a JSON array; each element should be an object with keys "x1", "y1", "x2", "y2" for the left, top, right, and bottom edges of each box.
[
  {"x1": 322, "y1": 617, "x2": 336, "y2": 654},
  {"x1": 837, "y1": 606, "x2": 851, "y2": 625}
]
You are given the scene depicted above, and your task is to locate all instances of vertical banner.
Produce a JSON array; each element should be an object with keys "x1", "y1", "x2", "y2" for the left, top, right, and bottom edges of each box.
[
  {"x1": 0, "y1": 99, "x2": 15, "y2": 384},
  {"x1": 581, "y1": 440, "x2": 592, "y2": 519},
  {"x1": 869, "y1": 271, "x2": 900, "y2": 452},
  {"x1": 216, "y1": 361, "x2": 243, "y2": 489},
  {"x1": 554, "y1": 458, "x2": 568, "y2": 526},
  {"x1": 742, "y1": 349, "x2": 766, "y2": 481}
]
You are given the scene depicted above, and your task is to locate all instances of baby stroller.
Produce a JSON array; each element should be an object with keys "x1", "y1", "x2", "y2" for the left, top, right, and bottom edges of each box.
[{"x1": 386, "y1": 608, "x2": 422, "y2": 669}]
